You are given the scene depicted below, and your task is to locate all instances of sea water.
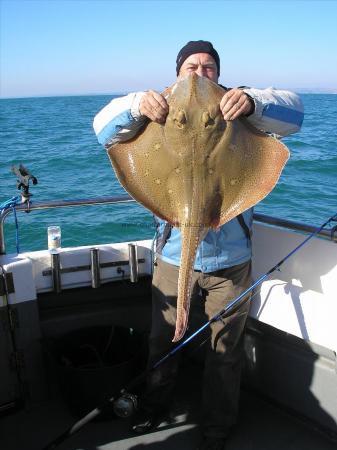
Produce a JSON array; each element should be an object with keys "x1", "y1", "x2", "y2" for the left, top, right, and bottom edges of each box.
[{"x1": 0, "y1": 94, "x2": 336, "y2": 254}]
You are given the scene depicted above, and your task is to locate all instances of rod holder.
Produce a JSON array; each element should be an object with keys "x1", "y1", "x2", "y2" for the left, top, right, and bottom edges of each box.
[
  {"x1": 90, "y1": 248, "x2": 101, "y2": 288},
  {"x1": 128, "y1": 243, "x2": 138, "y2": 283},
  {"x1": 51, "y1": 252, "x2": 61, "y2": 293}
]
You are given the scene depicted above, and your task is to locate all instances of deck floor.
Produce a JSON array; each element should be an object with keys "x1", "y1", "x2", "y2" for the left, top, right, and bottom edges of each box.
[{"x1": 1, "y1": 361, "x2": 336, "y2": 450}]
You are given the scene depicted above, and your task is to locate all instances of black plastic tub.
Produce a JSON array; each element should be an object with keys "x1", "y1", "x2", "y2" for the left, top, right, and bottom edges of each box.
[{"x1": 46, "y1": 326, "x2": 146, "y2": 418}]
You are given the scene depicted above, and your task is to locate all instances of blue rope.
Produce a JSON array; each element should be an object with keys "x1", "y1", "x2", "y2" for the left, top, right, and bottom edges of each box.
[{"x1": 0, "y1": 195, "x2": 21, "y2": 254}]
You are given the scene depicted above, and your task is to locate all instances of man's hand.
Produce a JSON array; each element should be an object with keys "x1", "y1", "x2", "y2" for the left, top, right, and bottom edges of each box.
[
  {"x1": 220, "y1": 89, "x2": 254, "y2": 121},
  {"x1": 139, "y1": 90, "x2": 169, "y2": 124}
]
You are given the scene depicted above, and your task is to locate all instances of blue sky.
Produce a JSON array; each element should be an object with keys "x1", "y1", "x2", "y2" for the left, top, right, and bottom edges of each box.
[{"x1": 1, "y1": 0, "x2": 337, "y2": 98}]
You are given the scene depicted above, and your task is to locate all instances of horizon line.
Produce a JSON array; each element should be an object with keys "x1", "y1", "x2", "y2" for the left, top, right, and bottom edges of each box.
[{"x1": 1, "y1": 87, "x2": 337, "y2": 100}]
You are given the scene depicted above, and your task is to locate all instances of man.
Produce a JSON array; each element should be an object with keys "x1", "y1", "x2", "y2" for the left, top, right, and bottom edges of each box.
[{"x1": 93, "y1": 41, "x2": 304, "y2": 450}]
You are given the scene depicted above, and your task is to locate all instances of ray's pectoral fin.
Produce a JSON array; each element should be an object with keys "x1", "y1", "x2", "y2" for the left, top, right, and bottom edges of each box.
[
  {"x1": 107, "y1": 121, "x2": 179, "y2": 223},
  {"x1": 217, "y1": 119, "x2": 290, "y2": 225}
]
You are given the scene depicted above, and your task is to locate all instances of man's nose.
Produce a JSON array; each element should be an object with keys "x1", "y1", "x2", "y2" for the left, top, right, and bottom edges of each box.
[{"x1": 195, "y1": 66, "x2": 205, "y2": 77}]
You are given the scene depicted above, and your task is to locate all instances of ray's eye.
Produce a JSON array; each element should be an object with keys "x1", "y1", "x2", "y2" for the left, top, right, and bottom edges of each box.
[
  {"x1": 174, "y1": 110, "x2": 187, "y2": 128},
  {"x1": 202, "y1": 111, "x2": 215, "y2": 128}
]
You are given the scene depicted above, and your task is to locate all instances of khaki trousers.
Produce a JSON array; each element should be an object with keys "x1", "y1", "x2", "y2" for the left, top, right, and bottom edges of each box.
[{"x1": 145, "y1": 258, "x2": 252, "y2": 438}]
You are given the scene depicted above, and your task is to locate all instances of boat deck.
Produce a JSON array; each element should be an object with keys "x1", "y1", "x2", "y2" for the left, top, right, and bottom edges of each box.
[{"x1": 1, "y1": 360, "x2": 336, "y2": 450}]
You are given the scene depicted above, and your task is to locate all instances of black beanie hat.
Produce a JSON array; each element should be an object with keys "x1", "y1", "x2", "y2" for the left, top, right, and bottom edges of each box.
[{"x1": 176, "y1": 40, "x2": 220, "y2": 75}]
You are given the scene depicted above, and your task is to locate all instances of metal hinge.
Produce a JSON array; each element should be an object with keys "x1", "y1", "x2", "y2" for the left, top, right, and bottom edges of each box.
[
  {"x1": 0, "y1": 310, "x2": 10, "y2": 332},
  {"x1": 8, "y1": 308, "x2": 19, "y2": 330},
  {"x1": 0, "y1": 307, "x2": 19, "y2": 332},
  {"x1": 0, "y1": 272, "x2": 15, "y2": 296}
]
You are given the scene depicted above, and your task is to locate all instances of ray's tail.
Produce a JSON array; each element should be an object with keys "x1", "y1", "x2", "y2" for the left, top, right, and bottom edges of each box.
[{"x1": 172, "y1": 224, "x2": 207, "y2": 342}]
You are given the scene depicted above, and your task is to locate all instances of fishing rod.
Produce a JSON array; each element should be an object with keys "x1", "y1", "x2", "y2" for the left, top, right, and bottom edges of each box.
[{"x1": 43, "y1": 211, "x2": 337, "y2": 450}]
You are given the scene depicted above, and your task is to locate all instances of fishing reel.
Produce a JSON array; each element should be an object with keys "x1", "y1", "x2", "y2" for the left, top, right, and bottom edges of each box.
[
  {"x1": 11, "y1": 164, "x2": 38, "y2": 206},
  {"x1": 112, "y1": 390, "x2": 138, "y2": 418}
]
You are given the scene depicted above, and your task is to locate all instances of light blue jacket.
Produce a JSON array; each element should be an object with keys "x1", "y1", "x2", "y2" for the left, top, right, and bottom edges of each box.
[
  {"x1": 155, "y1": 209, "x2": 253, "y2": 271},
  {"x1": 93, "y1": 84, "x2": 304, "y2": 272}
]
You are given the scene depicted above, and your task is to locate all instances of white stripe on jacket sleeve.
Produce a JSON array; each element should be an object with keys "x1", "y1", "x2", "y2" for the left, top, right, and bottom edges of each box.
[
  {"x1": 93, "y1": 92, "x2": 146, "y2": 146},
  {"x1": 244, "y1": 87, "x2": 304, "y2": 137}
]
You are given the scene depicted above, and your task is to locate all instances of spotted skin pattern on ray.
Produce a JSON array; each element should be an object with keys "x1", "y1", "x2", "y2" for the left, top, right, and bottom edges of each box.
[{"x1": 107, "y1": 73, "x2": 289, "y2": 342}]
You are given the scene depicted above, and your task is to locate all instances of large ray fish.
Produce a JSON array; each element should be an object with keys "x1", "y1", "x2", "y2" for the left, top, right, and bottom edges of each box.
[{"x1": 107, "y1": 73, "x2": 289, "y2": 342}]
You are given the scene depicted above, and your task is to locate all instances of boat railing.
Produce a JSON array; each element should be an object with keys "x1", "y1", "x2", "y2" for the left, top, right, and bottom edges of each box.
[{"x1": 0, "y1": 194, "x2": 336, "y2": 255}]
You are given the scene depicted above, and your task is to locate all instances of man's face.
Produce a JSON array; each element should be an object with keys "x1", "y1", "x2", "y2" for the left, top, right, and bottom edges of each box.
[{"x1": 178, "y1": 52, "x2": 219, "y2": 83}]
